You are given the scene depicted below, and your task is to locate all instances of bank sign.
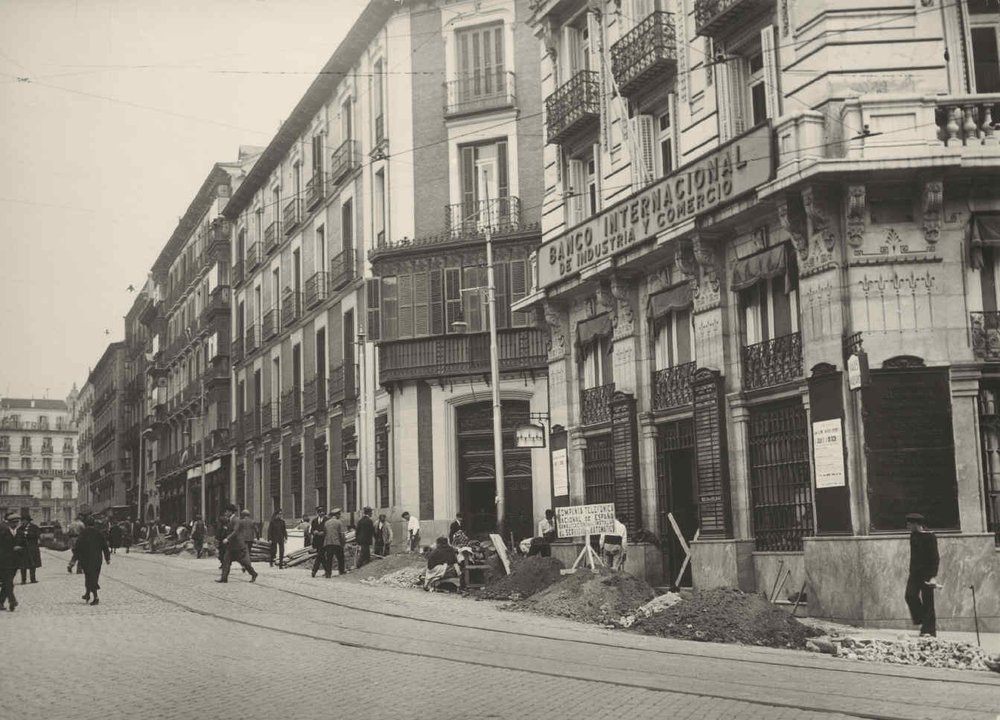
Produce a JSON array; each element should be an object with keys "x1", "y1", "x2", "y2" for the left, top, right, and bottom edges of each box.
[{"x1": 537, "y1": 124, "x2": 774, "y2": 289}]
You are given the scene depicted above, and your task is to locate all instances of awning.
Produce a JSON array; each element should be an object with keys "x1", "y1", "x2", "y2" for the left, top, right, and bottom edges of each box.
[
  {"x1": 731, "y1": 243, "x2": 793, "y2": 293},
  {"x1": 648, "y1": 283, "x2": 692, "y2": 321},
  {"x1": 576, "y1": 313, "x2": 612, "y2": 347},
  {"x1": 972, "y1": 213, "x2": 1000, "y2": 247},
  {"x1": 186, "y1": 458, "x2": 223, "y2": 480}
]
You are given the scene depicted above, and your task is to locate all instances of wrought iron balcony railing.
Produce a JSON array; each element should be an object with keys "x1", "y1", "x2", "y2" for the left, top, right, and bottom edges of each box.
[
  {"x1": 610, "y1": 11, "x2": 678, "y2": 97},
  {"x1": 232, "y1": 260, "x2": 244, "y2": 286},
  {"x1": 651, "y1": 361, "x2": 696, "y2": 411},
  {"x1": 330, "y1": 139, "x2": 361, "y2": 185},
  {"x1": 281, "y1": 291, "x2": 302, "y2": 328},
  {"x1": 328, "y1": 363, "x2": 353, "y2": 405},
  {"x1": 329, "y1": 249, "x2": 356, "y2": 292},
  {"x1": 742, "y1": 332, "x2": 803, "y2": 391},
  {"x1": 245, "y1": 323, "x2": 259, "y2": 353},
  {"x1": 545, "y1": 70, "x2": 601, "y2": 145},
  {"x1": 305, "y1": 271, "x2": 328, "y2": 308},
  {"x1": 41, "y1": 444, "x2": 53, "y2": 456},
  {"x1": 445, "y1": 197, "x2": 521, "y2": 238},
  {"x1": 305, "y1": 172, "x2": 325, "y2": 210},
  {"x1": 264, "y1": 220, "x2": 281, "y2": 254},
  {"x1": 444, "y1": 70, "x2": 516, "y2": 117},
  {"x1": 261, "y1": 402, "x2": 272, "y2": 434},
  {"x1": 694, "y1": 0, "x2": 770, "y2": 37},
  {"x1": 231, "y1": 336, "x2": 244, "y2": 365},
  {"x1": 280, "y1": 389, "x2": 301, "y2": 426},
  {"x1": 262, "y1": 309, "x2": 278, "y2": 340},
  {"x1": 971, "y1": 312, "x2": 1000, "y2": 360},
  {"x1": 303, "y1": 378, "x2": 318, "y2": 415},
  {"x1": 581, "y1": 383, "x2": 616, "y2": 426},
  {"x1": 283, "y1": 198, "x2": 302, "y2": 235},
  {"x1": 246, "y1": 241, "x2": 262, "y2": 270}
]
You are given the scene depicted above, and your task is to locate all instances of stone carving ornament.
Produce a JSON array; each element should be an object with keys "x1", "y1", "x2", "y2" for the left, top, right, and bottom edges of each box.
[
  {"x1": 922, "y1": 179, "x2": 943, "y2": 247},
  {"x1": 608, "y1": 276, "x2": 635, "y2": 339},
  {"x1": 846, "y1": 184, "x2": 867, "y2": 249},
  {"x1": 543, "y1": 303, "x2": 567, "y2": 360},
  {"x1": 777, "y1": 194, "x2": 809, "y2": 261},
  {"x1": 803, "y1": 185, "x2": 837, "y2": 253},
  {"x1": 691, "y1": 234, "x2": 723, "y2": 313}
]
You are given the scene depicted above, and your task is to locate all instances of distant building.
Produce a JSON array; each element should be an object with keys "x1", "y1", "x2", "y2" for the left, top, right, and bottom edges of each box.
[
  {"x1": 0, "y1": 392, "x2": 80, "y2": 524},
  {"x1": 88, "y1": 342, "x2": 127, "y2": 515},
  {"x1": 73, "y1": 381, "x2": 94, "y2": 512}
]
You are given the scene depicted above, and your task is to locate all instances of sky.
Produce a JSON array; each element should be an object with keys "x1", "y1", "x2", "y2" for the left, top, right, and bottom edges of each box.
[{"x1": 0, "y1": 0, "x2": 368, "y2": 400}]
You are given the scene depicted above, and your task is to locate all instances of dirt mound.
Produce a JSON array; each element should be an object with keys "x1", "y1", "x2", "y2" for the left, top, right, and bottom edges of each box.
[
  {"x1": 479, "y1": 556, "x2": 565, "y2": 600},
  {"x1": 517, "y1": 567, "x2": 655, "y2": 625},
  {"x1": 631, "y1": 587, "x2": 820, "y2": 648},
  {"x1": 344, "y1": 552, "x2": 426, "y2": 584},
  {"x1": 360, "y1": 566, "x2": 425, "y2": 588}
]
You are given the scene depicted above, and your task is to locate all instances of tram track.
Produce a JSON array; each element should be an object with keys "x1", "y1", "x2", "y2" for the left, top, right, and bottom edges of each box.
[{"x1": 75, "y1": 550, "x2": 997, "y2": 720}]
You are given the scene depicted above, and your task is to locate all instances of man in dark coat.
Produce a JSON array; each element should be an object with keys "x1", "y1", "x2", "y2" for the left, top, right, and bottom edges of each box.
[
  {"x1": 15, "y1": 515, "x2": 41, "y2": 584},
  {"x1": 219, "y1": 508, "x2": 257, "y2": 583},
  {"x1": 190, "y1": 514, "x2": 207, "y2": 559},
  {"x1": 120, "y1": 521, "x2": 133, "y2": 554},
  {"x1": 905, "y1": 512, "x2": 940, "y2": 637},
  {"x1": 215, "y1": 511, "x2": 230, "y2": 568},
  {"x1": 267, "y1": 509, "x2": 288, "y2": 568},
  {"x1": 66, "y1": 514, "x2": 85, "y2": 573},
  {"x1": 0, "y1": 511, "x2": 23, "y2": 611},
  {"x1": 310, "y1": 507, "x2": 327, "y2": 577},
  {"x1": 108, "y1": 522, "x2": 123, "y2": 554},
  {"x1": 76, "y1": 516, "x2": 111, "y2": 605},
  {"x1": 355, "y1": 507, "x2": 375, "y2": 569}
]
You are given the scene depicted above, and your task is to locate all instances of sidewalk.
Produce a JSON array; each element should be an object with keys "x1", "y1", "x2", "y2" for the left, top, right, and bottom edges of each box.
[{"x1": 802, "y1": 618, "x2": 1000, "y2": 654}]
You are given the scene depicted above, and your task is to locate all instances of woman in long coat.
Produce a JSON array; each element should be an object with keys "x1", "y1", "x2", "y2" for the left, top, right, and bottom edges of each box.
[
  {"x1": 15, "y1": 516, "x2": 41, "y2": 584},
  {"x1": 75, "y1": 517, "x2": 111, "y2": 605}
]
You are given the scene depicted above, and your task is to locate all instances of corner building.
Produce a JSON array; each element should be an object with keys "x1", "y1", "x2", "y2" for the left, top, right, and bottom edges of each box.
[
  {"x1": 521, "y1": 0, "x2": 1000, "y2": 630},
  {"x1": 225, "y1": 0, "x2": 550, "y2": 542}
]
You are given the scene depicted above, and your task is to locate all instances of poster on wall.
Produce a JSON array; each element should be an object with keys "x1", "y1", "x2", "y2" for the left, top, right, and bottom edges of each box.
[
  {"x1": 551, "y1": 448, "x2": 568, "y2": 497},
  {"x1": 812, "y1": 418, "x2": 846, "y2": 489}
]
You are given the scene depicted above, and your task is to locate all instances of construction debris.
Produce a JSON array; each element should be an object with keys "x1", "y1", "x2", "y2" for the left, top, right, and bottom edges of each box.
[
  {"x1": 618, "y1": 591, "x2": 683, "y2": 627},
  {"x1": 479, "y1": 556, "x2": 565, "y2": 600},
  {"x1": 515, "y1": 566, "x2": 655, "y2": 626},
  {"x1": 807, "y1": 634, "x2": 998, "y2": 672},
  {"x1": 360, "y1": 566, "x2": 425, "y2": 588}
]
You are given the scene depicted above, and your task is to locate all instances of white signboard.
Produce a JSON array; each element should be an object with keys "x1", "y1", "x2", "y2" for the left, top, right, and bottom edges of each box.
[
  {"x1": 556, "y1": 503, "x2": 615, "y2": 539},
  {"x1": 812, "y1": 419, "x2": 846, "y2": 489},
  {"x1": 551, "y1": 448, "x2": 568, "y2": 497},
  {"x1": 515, "y1": 423, "x2": 546, "y2": 448}
]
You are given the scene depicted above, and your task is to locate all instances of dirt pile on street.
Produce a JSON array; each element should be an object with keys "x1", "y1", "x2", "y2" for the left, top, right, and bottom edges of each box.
[
  {"x1": 809, "y1": 635, "x2": 997, "y2": 671},
  {"x1": 630, "y1": 587, "x2": 820, "y2": 648},
  {"x1": 349, "y1": 552, "x2": 426, "y2": 585},
  {"x1": 516, "y1": 566, "x2": 655, "y2": 625},
  {"x1": 479, "y1": 556, "x2": 565, "y2": 600}
]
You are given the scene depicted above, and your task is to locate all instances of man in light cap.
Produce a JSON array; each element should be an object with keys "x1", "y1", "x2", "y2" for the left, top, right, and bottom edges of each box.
[
  {"x1": 904, "y1": 512, "x2": 940, "y2": 637},
  {"x1": 321, "y1": 508, "x2": 347, "y2": 577},
  {"x1": 0, "y1": 511, "x2": 23, "y2": 611}
]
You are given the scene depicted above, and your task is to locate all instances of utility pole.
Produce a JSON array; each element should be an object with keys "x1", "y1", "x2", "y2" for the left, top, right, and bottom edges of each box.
[
  {"x1": 484, "y1": 176, "x2": 505, "y2": 536},
  {"x1": 199, "y1": 379, "x2": 206, "y2": 522}
]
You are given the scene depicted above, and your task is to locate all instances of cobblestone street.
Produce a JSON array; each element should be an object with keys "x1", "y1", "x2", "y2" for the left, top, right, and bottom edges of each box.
[{"x1": 2, "y1": 549, "x2": 997, "y2": 720}]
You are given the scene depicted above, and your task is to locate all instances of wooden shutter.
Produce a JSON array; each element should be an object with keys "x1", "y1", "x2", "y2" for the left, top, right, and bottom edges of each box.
[
  {"x1": 398, "y1": 273, "x2": 414, "y2": 338},
  {"x1": 567, "y1": 158, "x2": 586, "y2": 226},
  {"x1": 445, "y1": 268, "x2": 463, "y2": 332},
  {"x1": 630, "y1": 114, "x2": 655, "y2": 189},
  {"x1": 494, "y1": 261, "x2": 509, "y2": 329},
  {"x1": 510, "y1": 259, "x2": 528, "y2": 327},
  {"x1": 760, "y1": 25, "x2": 781, "y2": 120},
  {"x1": 715, "y1": 42, "x2": 734, "y2": 142},
  {"x1": 381, "y1": 276, "x2": 398, "y2": 340},
  {"x1": 413, "y1": 271, "x2": 429, "y2": 336},
  {"x1": 366, "y1": 278, "x2": 381, "y2": 341},
  {"x1": 429, "y1": 269, "x2": 444, "y2": 335},
  {"x1": 461, "y1": 145, "x2": 476, "y2": 226},
  {"x1": 463, "y1": 266, "x2": 482, "y2": 332}
]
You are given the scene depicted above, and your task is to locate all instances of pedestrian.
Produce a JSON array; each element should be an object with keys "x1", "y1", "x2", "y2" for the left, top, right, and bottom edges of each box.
[
  {"x1": 599, "y1": 514, "x2": 628, "y2": 571},
  {"x1": 121, "y1": 521, "x2": 133, "y2": 554},
  {"x1": 321, "y1": 508, "x2": 346, "y2": 577},
  {"x1": 268, "y1": 509, "x2": 288, "y2": 568},
  {"x1": 215, "y1": 512, "x2": 230, "y2": 568},
  {"x1": 190, "y1": 514, "x2": 207, "y2": 559},
  {"x1": 75, "y1": 516, "x2": 111, "y2": 606},
  {"x1": 66, "y1": 514, "x2": 85, "y2": 573},
  {"x1": 423, "y1": 536, "x2": 462, "y2": 592},
  {"x1": 355, "y1": 507, "x2": 374, "y2": 569},
  {"x1": 374, "y1": 514, "x2": 393, "y2": 557},
  {"x1": 147, "y1": 519, "x2": 160, "y2": 554},
  {"x1": 904, "y1": 512, "x2": 941, "y2": 637},
  {"x1": 218, "y1": 508, "x2": 258, "y2": 583},
  {"x1": 309, "y1": 507, "x2": 327, "y2": 577},
  {"x1": 108, "y1": 522, "x2": 123, "y2": 555},
  {"x1": 0, "y1": 511, "x2": 23, "y2": 611},
  {"x1": 448, "y1": 512, "x2": 464, "y2": 544},
  {"x1": 401, "y1": 511, "x2": 420, "y2": 553},
  {"x1": 529, "y1": 509, "x2": 558, "y2": 558},
  {"x1": 15, "y1": 515, "x2": 41, "y2": 584}
]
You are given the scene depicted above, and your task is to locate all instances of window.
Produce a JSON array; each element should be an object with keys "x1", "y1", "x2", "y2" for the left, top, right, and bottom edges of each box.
[
  {"x1": 366, "y1": 279, "x2": 382, "y2": 341},
  {"x1": 455, "y1": 23, "x2": 505, "y2": 105},
  {"x1": 373, "y1": 58, "x2": 385, "y2": 143},
  {"x1": 42, "y1": 458, "x2": 52, "y2": 471},
  {"x1": 342, "y1": 199, "x2": 354, "y2": 260},
  {"x1": 564, "y1": 144, "x2": 599, "y2": 226},
  {"x1": 0, "y1": 481, "x2": 7, "y2": 495},
  {"x1": 42, "y1": 481, "x2": 51, "y2": 499},
  {"x1": 720, "y1": 25, "x2": 780, "y2": 138},
  {"x1": 968, "y1": 0, "x2": 1000, "y2": 92},
  {"x1": 271, "y1": 186, "x2": 281, "y2": 227},
  {"x1": 21, "y1": 458, "x2": 31, "y2": 471},
  {"x1": 459, "y1": 140, "x2": 509, "y2": 232},
  {"x1": 63, "y1": 458, "x2": 73, "y2": 471},
  {"x1": 20, "y1": 480, "x2": 30, "y2": 494},
  {"x1": 0, "y1": 435, "x2": 8, "y2": 450},
  {"x1": 658, "y1": 99, "x2": 677, "y2": 177},
  {"x1": 64, "y1": 481, "x2": 73, "y2": 498},
  {"x1": 311, "y1": 134, "x2": 324, "y2": 178},
  {"x1": 581, "y1": 336, "x2": 613, "y2": 390},
  {"x1": 341, "y1": 97, "x2": 353, "y2": 143},
  {"x1": 741, "y1": 275, "x2": 798, "y2": 347},
  {"x1": 375, "y1": 413, "x2": 390, "y2": 508},
  {"x1": 374, "y1": 169, "x2": 386, "y2": 246},
  {"x1": 653, "y1": 306, "x2": 693, "y2": 370},
  {"x1": 315, "y1": 226, "x2": 326, "y2": 274},
  {"x1": 0, "y1": 457, "x2": 6, "y2": 470},
  {"x1": 42, "y1": 507, "x2": 51, "y2": 523},
  {"x1": 563, "y1": 14, "x2": 592, "y2": 78},
  {"x1": 382, "y1": 276, "x2": 398, "y2": 339},
  {"x1": 20, "y1": 437, "x2": 31, "y2": 452}
]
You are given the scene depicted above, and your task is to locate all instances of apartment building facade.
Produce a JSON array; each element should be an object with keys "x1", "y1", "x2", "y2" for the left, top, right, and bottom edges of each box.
[
  {"x1": 0, "y1": 395, "x2": 80, "y2": 524},
  {"x1": 73, "y1": 381, "x2": 94, "y2": 510},
  {"x1": 521, "y1": 0, "x2": 1000, "y2": 629},
  {"x1": 87, "y1": 343, "x2": 127, "y2": 515}
]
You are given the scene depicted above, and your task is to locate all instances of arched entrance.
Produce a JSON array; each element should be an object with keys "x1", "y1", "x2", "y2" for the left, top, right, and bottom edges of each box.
[{"x1": 456, "y1": 400, "x2": 533, "y2": 541}]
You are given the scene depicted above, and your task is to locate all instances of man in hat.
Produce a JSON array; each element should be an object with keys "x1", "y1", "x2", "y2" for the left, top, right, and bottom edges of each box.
[
  {"x1": 905, "y1": 512, "x2": 940, "y2": 637},
  {"x1": 190, "y1": 514, "x2": 207, "y2": 559},
  {"x1": 66, "y1": 513, "x2": 85, "y2": 573},
  {"x1": 374, "y1": 513, "x2": 393, "y2": 557},
  {"x1": 0, "y1": 511, "x2": 23, "y2": 611},
  {"x1": 219, "y1": 507, "x2": 258, "y2": 583},
  {"x1": 75, "y1": 516, "x2": 111, "y2": 605},
  {"x1": 309, "y1": 507, "x2": 327, "y2": 577},
  {"x1": 321, "y1": 508, "x2": 347, "y2": 577},
  {"x1": 15, "y1": 514, "x2": 41, "y2": 584},
  {"x1": 267, "y1": 509, "x2": 288, "y2": 568},
  {"x1": 215, "y1": 510, "x2": 231, "y2": 568},
  {"x1": 355, "y1": 507, "x2": 374, "y2": 569}
]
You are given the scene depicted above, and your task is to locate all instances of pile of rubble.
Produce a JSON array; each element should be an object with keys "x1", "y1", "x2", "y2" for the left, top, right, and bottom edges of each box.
[
  {"x1": 351, "y1": 553, "x2": 427, "y2": 586},
  {"x1": 360, "y1": 566, "x2": 425, "y2": 589},
  {"x1": 806, "y1": 634, "x2": 998, "y2": 671},
  {"x1": 516, "y1": 566, "x2": 655, "y2": 626},
  {"x1": 479, "y1": 556, "x2": 565, "y2": 600}
]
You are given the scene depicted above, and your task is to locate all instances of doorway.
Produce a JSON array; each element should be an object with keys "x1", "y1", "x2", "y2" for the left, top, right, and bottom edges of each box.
[{"x1": 655, "y1": 419, "x2": 696, "y2": 587}]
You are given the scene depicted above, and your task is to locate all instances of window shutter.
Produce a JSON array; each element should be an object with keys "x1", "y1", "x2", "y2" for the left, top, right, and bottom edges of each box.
[
  {"x1": 366, "y1": 278, "x2": 381, "y2": 341},
  {"x1": 463, "y1": 266, "x2": 481, "y2": 332},
  {"x1": 760, "y1": 25, "x2": 781, "y2": 120},
  {"x1": 382, "y1": 276, "x2": 398, "y2": 340},
  {"x1": 567, "y1": 158, "x2": 586, "y2": 226},
  {"x1": 715, "y1": 43, "x2": 734, "y2": 142},
  {"x1": 413, "y1": 271, "x2": 429, "y2": 336},
  {"x1": 461, "y1": 146, "x2": 476, "y2": 224},
  {"x1": 445, "y1": 268, "x2": 463, "y2": 332},
  {"x1": 494, "y1": 261, "x2": 509, "y2": 329},
  {"x1": 429, "y1": 269, "x2": 444, "y2": 335},
  {"x1": 630, "y1": 114, "x2": 656, "y2": 189},
  {"x1": 509, "y1": 259, "x2": 528, "y2": 327},
  {"x1": 398, "y1": 274, "x2": 414, "y2": 338}
]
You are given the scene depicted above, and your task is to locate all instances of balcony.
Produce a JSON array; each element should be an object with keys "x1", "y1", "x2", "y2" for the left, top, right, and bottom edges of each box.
[
  {"x1": 374, "y1": 115, "x2": 386, "y2": 149},
  {"x1": 262, "y1": 309, "x2": 279, "y2": 340},
  {"x1": 246, "y1": 323, "x2": 259, "y2": 354},
  {"x1": 694, "y1": 0, "x2": 771, "y2": 37},
  {"x1": 444, "y1": 70, "x2": 516, "y2": 118},
  {"x1": 246, "y1": 241, "x2": 262, "y2": 270},
  {"x1": 281, "y1": 291, "x2": 302, "y2": 328},
  {"x1": 935, "y1": 94, "x2": 1000, "y2": 147},
  {"x1": 652, "y1": 361, "x2": 696, "y2": 411},
  {"x1": 303, "y1": 378, "x2": 318, "y2": 415},
  {"x1": 330, "y1": 139, "x2": 361, "y2": 185},
  {"x1": 545, "y1": 70, "x2": 600, "y2": 145},
  {"x1": 971, "y1": 312, "x2": 1000, "y2": 361},
  {"x1": 243, "y1": 410, "x2": 260, "y2": 440},
  {"x1": 610, "y1": 11, "x2": 677, "y2": 98},
  {"x1": 445, "y1": 197, "x2": 521, "y2": 239},
  {"x1": 208, "y1": 220, "x2": 230, "y2": 255},
  {"x1": 203, "y1": 287, "x2": 229, "y2": 320},
  {"x1": 232, "y1": 260, "x2": 244, "y2": 287},
  {"x1": 19, "y1": 444, "x2": 32, "y2": 456},
  {"x1": 264, "y1": 220, "x2": 281, "y2": 254},
  {"x1": 232, "y1": 336, "x2": 244, "y2": 365},
  {"x1": 581, "y1": 383, "x2": 616, "y2": 426},
  {"x1": 328, "y1": 363, "x2": 354, "y2": 405},
  {"x1": 280, "y1": 390, "x2": 301, "y2": 426},
  {"x1": 305, "y1": 172, "x2": 325, "y2": 210},
  {"x1": 378, "y1": 328, "x2": 548, "y2": 385},
  {"x1": 283, "y1": 197, "x2": 302, "y2": 235},
  {"x1": 305, "y1": 271, "x2": 328, "y2": 309},
  {"x1": 40, "y1": 444, "x2": 53, "y2": 456},
  {"x1": 261, "y1": 402, "x2": 272, "y2": 434},
  {"x1": 329, "y1": 249, "x2": 356, "y2": 292},
  {"x1": 742, "y1": 332, "x2": 803, "y2": 391}
]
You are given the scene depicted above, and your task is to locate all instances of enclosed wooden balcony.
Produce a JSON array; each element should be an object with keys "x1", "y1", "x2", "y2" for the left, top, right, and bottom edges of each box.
[
  {"x1": 610, "y1": 11, "x2": 677, "y2": 98},
  {"x1": 545, "y1": 70, "x2": 601, "y2": 145}
]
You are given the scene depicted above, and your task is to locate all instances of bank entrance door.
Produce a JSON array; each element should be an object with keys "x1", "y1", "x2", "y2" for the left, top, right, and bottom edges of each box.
[
  {"x1": 656, "y1": 419, "x2": 696, "y2": 587},
  {"x1": 456, "y1": 400, "x2": 533, "y2": 541}
]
